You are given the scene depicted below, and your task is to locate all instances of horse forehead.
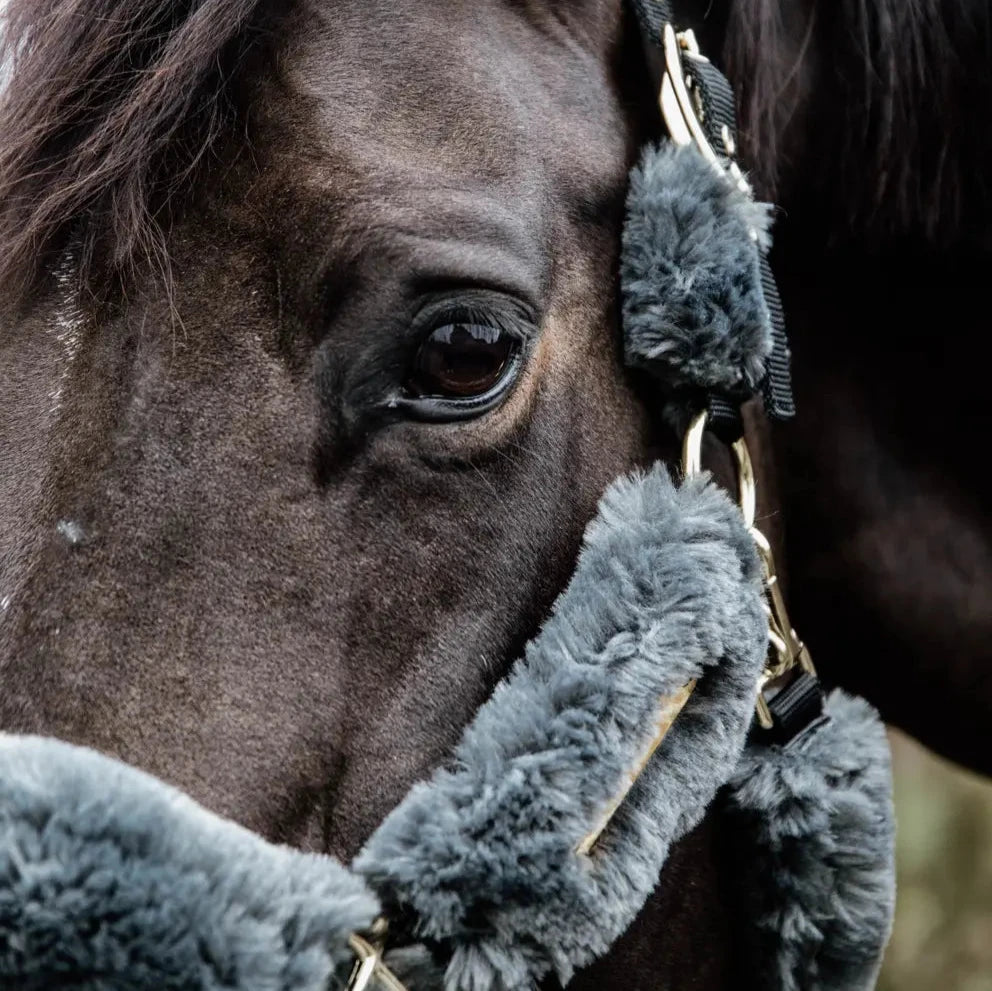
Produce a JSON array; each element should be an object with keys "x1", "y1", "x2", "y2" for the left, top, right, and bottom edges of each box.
[
  {"x1": 276, "y1": 6, "x2": 530, "y2": 176},
  {"x1": 254, "y1": 0, "x2": 632, "y2": 283},
  {"x1": 275, "y1": 0, "x2": 625, "y2": 174}
]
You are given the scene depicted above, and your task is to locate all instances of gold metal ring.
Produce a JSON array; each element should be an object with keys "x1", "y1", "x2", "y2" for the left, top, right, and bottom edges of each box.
[
  {"x1": 679, "y1": 410, "x2": 815, "y2": 730},
  {"x1": 681, "y1": 410, "x2": 757, "y2": 531},
  {"x1": 731, "y1": 435, "x2": 756, "y2": 531},
  {"x1": 346, "y1": 920, "x2": 410, "y2": 991},
  {"x1": 681, "y1": 409, "x2": 708, "y2": 478}
]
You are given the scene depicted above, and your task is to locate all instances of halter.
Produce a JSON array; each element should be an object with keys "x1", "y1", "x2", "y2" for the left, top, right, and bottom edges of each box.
[
  {"x1": 0, "y1": 4, "x2": 896, "y2": 990},
  {"x1": 344, "y1": 3, "x2": 881, "y2": 985},
  {"x1": 337, "y1": 4, "x2": 881, "y2": 985}
]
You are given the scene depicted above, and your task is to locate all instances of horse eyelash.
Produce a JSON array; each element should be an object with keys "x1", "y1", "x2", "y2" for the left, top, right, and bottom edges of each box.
[{"x1": 410, "y1": 294, "x2": 539, "y2": 345}]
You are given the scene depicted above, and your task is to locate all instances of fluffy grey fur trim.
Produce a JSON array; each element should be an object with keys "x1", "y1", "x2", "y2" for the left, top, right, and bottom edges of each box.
[
  {"x1": 621, "y1": 142, "x2": 774, "y2": 394},
  {"x1": 355, "y1": 466, "x2": 768, "y2": 991},
  {"x1": 0, "y1": 734, "x2": 379, "y2": 991},
  {"x1": 722, "y1": 691, "x2": 896, "y2": 991}
]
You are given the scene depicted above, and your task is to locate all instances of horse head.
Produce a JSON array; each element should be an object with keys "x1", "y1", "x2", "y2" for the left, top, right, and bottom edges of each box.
[
  {"x1": 13, "y1": 0, "x2": 985, "y2": 986},
  {"x1": 0, "y1": 0, "x2": 671, "y2": 867}
]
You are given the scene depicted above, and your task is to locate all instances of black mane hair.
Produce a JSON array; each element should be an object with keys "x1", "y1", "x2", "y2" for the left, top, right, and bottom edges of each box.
[
  {"x1": 724, "y1": 0, "x2": 992, "y2": 243},
  {"x1": 0, "y1": 0, "x2": 275, "y2": 305},
  {"x1": 0, "y1": 0, "x2": 988, "y2": 309}
]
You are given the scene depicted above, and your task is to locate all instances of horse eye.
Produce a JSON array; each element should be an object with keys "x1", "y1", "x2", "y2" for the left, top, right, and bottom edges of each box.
[{"x1": 409, "y1": 323, "x2": 519, "y2": 399}]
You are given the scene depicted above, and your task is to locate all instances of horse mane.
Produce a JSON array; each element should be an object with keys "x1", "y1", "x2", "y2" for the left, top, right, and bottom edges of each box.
[
  {"x1": 725, "y1": 0, "x2": 992, "y2": 243},
  {"x1": 0, "y1": 0, "x2": 275, "y2": 306},
  {"x1": 1, "y1": 0, "x2": 987, "y2": 308}
]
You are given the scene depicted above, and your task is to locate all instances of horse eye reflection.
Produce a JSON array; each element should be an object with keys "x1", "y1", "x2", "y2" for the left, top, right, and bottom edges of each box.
[{"x1": 409, "y1": 323, "x2": 519, "y2": 399}]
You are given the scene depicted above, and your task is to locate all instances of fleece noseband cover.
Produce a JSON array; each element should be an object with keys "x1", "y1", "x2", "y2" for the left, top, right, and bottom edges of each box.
[
  {"x1": 0, "y1": 467, "x2": 768, "y2": 991},
  {"x1": 0, "y1": 141, "x2": 895, "y2": 991},
  {"x1": 356, "y1": 468, "x2": 768, "y2": 988}
]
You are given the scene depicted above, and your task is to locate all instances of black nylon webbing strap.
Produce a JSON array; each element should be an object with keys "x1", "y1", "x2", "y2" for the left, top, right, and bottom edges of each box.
[
  {"x1": 627, "y1": 0, "x2": 673, "y2": 41},
  {"x1": 759, "y1": 256, "x2": 796, "y2": 419},
  {"x1": 706, "y1": 395, "x2": 744, "y2": 444},
  {"x1": 687, "y1": 57, "x2": 738, "y2": 149},
  {"x1": 763, "y1": 672, "x2": 827, "y2": 747}
]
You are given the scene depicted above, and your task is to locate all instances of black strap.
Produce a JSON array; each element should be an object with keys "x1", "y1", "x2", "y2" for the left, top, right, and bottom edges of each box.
[
  {"x1": 627, "y1": 0, "x2": 673, "y2": 41},
  {"x1": 759, "y1": 258, "x2": 796, "y2": 420},
  {"x1": 688, "y1": 57, "x2": 738, "y2": 148},
  {"x1": 762, "y1": 672, "x2": 826, "y2": 747}
]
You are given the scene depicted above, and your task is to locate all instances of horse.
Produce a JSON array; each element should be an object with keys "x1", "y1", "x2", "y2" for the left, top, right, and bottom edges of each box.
[{"x1": 0, "y1": 1, "x2": 988, "y2": 988}]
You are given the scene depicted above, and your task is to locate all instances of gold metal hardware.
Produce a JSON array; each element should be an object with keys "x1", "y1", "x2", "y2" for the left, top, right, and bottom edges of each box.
[
  {"x1": 682, "y1": 411, "x2": 816, "y2": 729},
  {"x1": 346, "y1": 919, "x2": 410, "y2": 991},
  {"x1": 749, "y1": 525, "x2": 817, "y2": 729},
  {"x1": 681, "y1": 410, "x2": 756, "y2": 528},
  {"x1": 730, "y1": 433, "x2": 757, "y2": 531},
  {"x1": 681, "y1": 409, "x2": 708, "y2": 477},
  {"x1": 720, "y1": 124, "x2": 736, "y2": 158},
  {"x1": 658, "y1": 24, "x2": 751, "y2": 197}
]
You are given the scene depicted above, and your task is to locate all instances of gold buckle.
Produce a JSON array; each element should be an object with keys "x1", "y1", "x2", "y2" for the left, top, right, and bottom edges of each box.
[
  {"x1": 682, "y1": 411, "x2": 816, "y2": 729},
  {"x1": 346, "y1": 919, "x2": 410, "y2": 991},
  {"x1": 658, "y1": 23, "x2": 752, "y2": 198}
]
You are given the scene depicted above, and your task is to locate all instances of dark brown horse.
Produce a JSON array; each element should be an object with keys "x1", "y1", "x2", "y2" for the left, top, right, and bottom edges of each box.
[{"x1": 0, "y1": 0, "x2": 989, "y2": 987}]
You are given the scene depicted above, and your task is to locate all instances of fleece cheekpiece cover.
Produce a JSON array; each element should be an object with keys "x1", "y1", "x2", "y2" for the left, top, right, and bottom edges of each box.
[{"x1": 621, "y1": 142, "x2": 775, "y2": 397}]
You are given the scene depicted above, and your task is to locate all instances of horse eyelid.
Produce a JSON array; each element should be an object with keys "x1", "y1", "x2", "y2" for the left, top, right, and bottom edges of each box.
[{"x1": 407, "y1": 290, "x2": 540, "y2": 344}]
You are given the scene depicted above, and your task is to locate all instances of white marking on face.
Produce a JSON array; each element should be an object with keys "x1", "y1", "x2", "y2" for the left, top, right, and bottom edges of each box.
[
  {"x1": 0, "y1": 595, "x2": 11, "y2": 612},
  {"x1": 49, "y1": 251, "x2": 85, "y2": 414},
  {"x1": 56, "y1": 519, "x2": 86, "y2": 546}
]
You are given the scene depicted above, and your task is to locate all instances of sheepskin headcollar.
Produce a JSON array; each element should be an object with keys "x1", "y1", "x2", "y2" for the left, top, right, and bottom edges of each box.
[
  {"x1": 0, "y1": 125, "x2": 894, "y2": 991},
  {"x1": 0, "y1": 464, "x2": 895, "y2": 991}
]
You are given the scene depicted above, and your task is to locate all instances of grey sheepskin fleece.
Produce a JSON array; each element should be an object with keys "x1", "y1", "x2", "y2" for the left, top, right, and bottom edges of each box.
[
  {"x1": 621, "y1": 142, "x2": 774, "y2": 394},
  {"x1": 355, "y1": 466, "x2": 768, "y2": 991},
  {"x1": 0, "y1": 734, "x2": 379, "y2": 991},
  {"x1": 722, "y1": 691, "x2": 896, "y2": 991},
  {"x1": 0, "y1": 465, "x2": 895, "y2": 991}
]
